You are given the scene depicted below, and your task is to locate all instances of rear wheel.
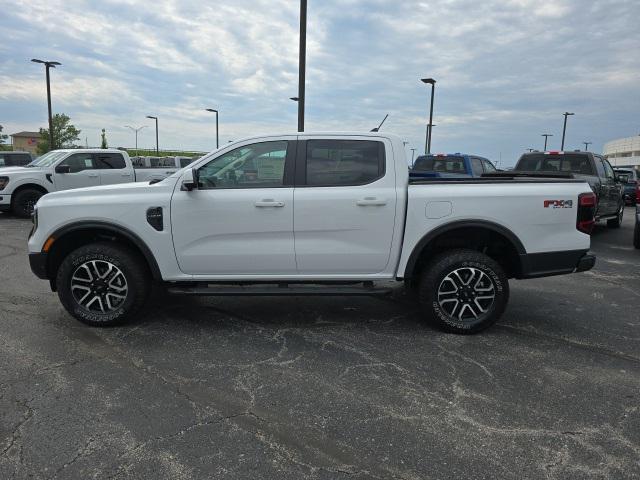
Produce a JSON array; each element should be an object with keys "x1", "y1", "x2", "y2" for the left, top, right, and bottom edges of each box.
[
  {"x1": 56, "y1": 242, "x2": 150, "y2": 327},
  {"x1": 607, "y1": 205, "x2": 624, "y2": 228},
  {"x1": 417, "y1": 249, "x2": 509, "y2": 334},
  {"x1": 12, "y1": 188, "x2": 44, "y2": 218}
]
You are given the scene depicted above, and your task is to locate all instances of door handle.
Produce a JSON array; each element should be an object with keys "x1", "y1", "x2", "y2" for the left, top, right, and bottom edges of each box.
[
  {"x1": 356, "y1": 197, "x2": 387, "y2": 206},
  {"x1": 121, "y1": 173, "x2": 132, "y2": 177},
  {"x1": 88, "y1": 174, "x2": 99, "y2": 178},
  {"x1": 255, "y1": 200, "x2": 285, "y2": 208}
]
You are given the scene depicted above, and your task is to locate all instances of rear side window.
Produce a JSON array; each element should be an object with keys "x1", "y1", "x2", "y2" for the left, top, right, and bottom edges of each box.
[
  {"x1": 516, "y1": 153, "x2": 595, "y2": 175},
  {"x1": 95, "y1": 153, "x2": 126, "y2": 169},
  {"x1": 305, "y1": 140, "x2": 384, "y2": 186},
  {"x1": 413, "y1": 155, "x2": 466, "y2": 174},
  {"x1": 0, "y1": 154, "x2": 31, "y2": 166}
]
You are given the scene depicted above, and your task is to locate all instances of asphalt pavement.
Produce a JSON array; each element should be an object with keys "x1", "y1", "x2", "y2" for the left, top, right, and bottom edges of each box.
[{"x1": 1, "y1": 208, "x2": 639, "y2": 479}]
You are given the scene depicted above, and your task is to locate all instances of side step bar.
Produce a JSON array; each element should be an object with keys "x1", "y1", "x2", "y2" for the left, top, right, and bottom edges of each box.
[{"x1": 166, "y1": 283, "x2": 393, "y2": 297}]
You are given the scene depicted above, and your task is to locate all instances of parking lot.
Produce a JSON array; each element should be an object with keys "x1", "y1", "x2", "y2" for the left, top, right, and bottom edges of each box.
[{"x1": 0, "y1": 209, "x2": 638, "y2": 480}]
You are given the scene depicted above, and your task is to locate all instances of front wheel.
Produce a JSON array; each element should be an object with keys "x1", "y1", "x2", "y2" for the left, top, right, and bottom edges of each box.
[
  {"x1": 12, "y1": 188, "x2": 44, "y2": 218},
  {"x1": 56, "y1": 242, "x2": 150, "y2": 327},
  {"x1": 417, "y1": 249, "x2": 509, "y2": 334}
]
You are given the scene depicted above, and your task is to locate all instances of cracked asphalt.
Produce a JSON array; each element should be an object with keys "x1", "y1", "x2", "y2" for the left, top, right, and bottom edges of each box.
[{"x1": 1, "y1": 207, "x2": 639, "y2": 479}]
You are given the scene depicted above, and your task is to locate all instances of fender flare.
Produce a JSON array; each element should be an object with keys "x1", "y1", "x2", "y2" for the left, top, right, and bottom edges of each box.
[
  {"x1": 403, "y1": 219, "x2": 526, "y2": 278},
  {"x1": 49, "y1": 220, "x2": 162, "y2": 281}
]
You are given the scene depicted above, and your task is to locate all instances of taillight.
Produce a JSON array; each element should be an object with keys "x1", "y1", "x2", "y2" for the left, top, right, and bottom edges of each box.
[{"x1": 577, "y1": 192, "x2": 596, "y2": 234}]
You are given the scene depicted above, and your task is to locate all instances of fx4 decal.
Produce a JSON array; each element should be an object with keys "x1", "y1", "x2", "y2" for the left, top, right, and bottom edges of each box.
[{"x1": 544, "y1": 200, "x2": 573, "y2": 209}]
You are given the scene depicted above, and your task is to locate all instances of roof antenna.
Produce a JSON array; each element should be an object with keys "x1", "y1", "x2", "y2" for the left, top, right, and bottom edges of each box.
[{"x1": 370, "y1": 114, "x2": 389, "y2": 132}]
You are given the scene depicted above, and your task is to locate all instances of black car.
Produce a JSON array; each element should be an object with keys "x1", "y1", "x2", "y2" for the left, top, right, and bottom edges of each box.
[
  {"x1": 515, "y1": 151, "x2": 625, "y2": 228},
  {"x1": 613, "y1": 167, "x2": 639, "y2": 205},
  {"x1": 0, "y1": 151, "x2": 33, "y2": 168}
]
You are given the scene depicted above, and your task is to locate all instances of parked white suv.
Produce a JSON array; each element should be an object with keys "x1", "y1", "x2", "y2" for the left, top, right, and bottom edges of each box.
[{"x1": 28, "y1": 133, "x2": 597, "y2": 334}]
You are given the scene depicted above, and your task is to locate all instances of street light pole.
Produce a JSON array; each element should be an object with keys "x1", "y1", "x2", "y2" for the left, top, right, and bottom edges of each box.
[
  {"x1": 146, "y1": 116, "x2": 159, "y2": 154},
  {"x1": 583, "y1": 141, "x2": 592, "y2": 151},
  {"x1": 205, "y1": 109, "x2": 219, "y2": 149},
  {"x1": 124, "y1": 125, "x2": 147, "y2": 156},
  {"x1": 31, "y1": 59, "x2": 61, "y2": 151},
  {"x1": 561, "y1": 112, "x2": 574, "y2": 151},
  {"x1": 421, "y1": 78, "x2": 436, "y2": 154},
  {"x1": 297, "y1": 0, "x2": 307, "y2": 132},
  {"x1": 541, "y1": 133, "x2": 553, "y2": 151}
]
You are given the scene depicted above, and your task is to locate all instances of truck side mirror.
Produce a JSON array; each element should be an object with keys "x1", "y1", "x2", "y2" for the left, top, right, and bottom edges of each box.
[
  {"x1": 55, "y1": 165, "x2": 71, "y2": 174},
  {"x1": 181, "y1": 168, "x2": 197, "y2": 191}
]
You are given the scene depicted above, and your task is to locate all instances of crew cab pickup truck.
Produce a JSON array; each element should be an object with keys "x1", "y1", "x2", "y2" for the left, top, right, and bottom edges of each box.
[
  {"x1": 514, "y1": 151, "x2": 625, "y2": 228},
  {"x1": 411, "y1": 153, "x2": 498, "y2": 179},
  {"x1": 27, "y1": 133, "x2": 597, "y2": 334},
  {"x1": 0, "y1": 149, "x2": 181, "y2": 217}
]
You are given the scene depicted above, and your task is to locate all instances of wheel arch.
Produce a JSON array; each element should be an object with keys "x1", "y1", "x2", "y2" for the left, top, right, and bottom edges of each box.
[
  {"x1": 45, "y1": 221, "x2": 162, "y2": 289},
  {"x1": 403, "y1": 220, "x2": 526, "y2": 280}
]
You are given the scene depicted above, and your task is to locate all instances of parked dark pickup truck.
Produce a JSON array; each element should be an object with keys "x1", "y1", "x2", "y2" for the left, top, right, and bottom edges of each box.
[
  {"x1": 515, "y1": 151, "x2": 625, "y2": 228},
  {"x1": 411, "y1": 153, "x2": 498, "y2": 179}
]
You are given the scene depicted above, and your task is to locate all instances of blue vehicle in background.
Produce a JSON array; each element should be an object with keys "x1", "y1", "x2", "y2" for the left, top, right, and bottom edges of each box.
[
  {"x1": 410, "y1": 153, "x2": 498, "y2": 179},
  {"x1": 613, "y1": 167, "x2": 639, "y2": 205}
]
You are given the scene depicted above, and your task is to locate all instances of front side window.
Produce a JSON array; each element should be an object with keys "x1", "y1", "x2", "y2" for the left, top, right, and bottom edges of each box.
[
  {"x1": 197, "y1": 141, "x2": 288, "y2": 189},
  {"x1": 94, "y1": 153, "x2": 126, "y2": 169},
  {"x1": 60, "y1": 153, "x2": 95, "y2": 173},
  {"x1": 482, "y1": 159, "x2": 497, "y2": 172},
  {"x1": 306, "y1": 140, "x2": 384, "y2": 186}
]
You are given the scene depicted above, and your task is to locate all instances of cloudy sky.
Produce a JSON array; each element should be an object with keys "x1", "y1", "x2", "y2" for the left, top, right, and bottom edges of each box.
[{"x1": 0, "y1": 0, "x2": 638, "y2": 165}]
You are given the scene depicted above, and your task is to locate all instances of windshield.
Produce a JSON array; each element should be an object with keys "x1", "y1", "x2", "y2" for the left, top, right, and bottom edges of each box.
[
  {"x1": 413, "y1": 155, "x2": 466, "y2": 174},
  {"x1": 515, "y1": 153, "x2": 595, "y2": 175},
  {"x1": 28, "y1": 151, "x2": 68, "y2": 167}
]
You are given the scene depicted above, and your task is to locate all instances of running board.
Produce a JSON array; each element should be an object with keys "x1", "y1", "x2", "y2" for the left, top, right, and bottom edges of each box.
[{"x1": 166, "y1": 283, "x2": 393, "y2": 297}]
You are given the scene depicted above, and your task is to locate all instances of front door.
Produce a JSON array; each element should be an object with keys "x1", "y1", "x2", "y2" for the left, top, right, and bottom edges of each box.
[
  {"x1": 53, "y1": 152, "x2": 100, "y2": 191},
  {"x1": 171, "y1": 138, "x2": 296, "y2": 276},
  {"x1": 293, "y1": 137, "x2": 398, "y2": 275}
]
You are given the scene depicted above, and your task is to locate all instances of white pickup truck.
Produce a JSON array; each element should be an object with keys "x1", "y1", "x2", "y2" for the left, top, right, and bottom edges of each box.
[
  {"x1": 27, "y1": 133, "x2": 597, "y2": 334},
  {"x1": 0, "y1": 149, "x2": 181, "y2": 217}
]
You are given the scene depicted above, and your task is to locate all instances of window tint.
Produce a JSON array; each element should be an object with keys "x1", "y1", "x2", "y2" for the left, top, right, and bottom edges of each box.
[
  {"x1": 60, "y1": 153, "x2": 95, "y2": 173},
  {"x1": 131, "y1": 157, "x2": 145, "y2": 167},
  {"x1": 94, "y1": 153, "x2": 126, "y2": 169},
  {"x1": 306, "y1": 140, "x2": 384, "y2": 186},
  {"x1": 516, "y1": 153, "x2": 595, "y2": 175},
  {"x1": 179, "y1": 157, "x2": 194, "y2": 168},
  {"x1": 197, "y1": 141, "x2": 288, "y2": 189},
  {"x1": 482, "y1": 159, "x2": 497, "y2": 172},
  {"x1": 470, "y1": 158, "x2": 483, "y2": 176},
  {"x1": 150, "y1": 157, "x2": 176, "y2": 168},
  {"x1": 413, "y1": 155, "x2": 466, "y2": 173}
]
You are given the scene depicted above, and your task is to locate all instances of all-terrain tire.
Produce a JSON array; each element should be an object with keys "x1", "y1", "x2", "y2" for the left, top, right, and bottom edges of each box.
[
  {"x1": 607, "y1": 205, "x2": 624, "y2": 228},
  {"x1": 12, "y1": 188, "x2": 44, "y2": 218},
  {"x1": 417, "y1": 249, "x2": 509, "y2": 334},
  {"x1": 56, "y1": 242, "x2": 150, "y2": 327}
]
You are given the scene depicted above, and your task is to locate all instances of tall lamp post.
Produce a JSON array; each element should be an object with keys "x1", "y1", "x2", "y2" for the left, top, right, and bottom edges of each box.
[
  {"x1": 205, "y1": 109, "x2": 219, "y2": 149},
  {"x1": 421, "y1": 78, "x2": 436, "y2": 154},
  {"x1": 297, "y1": 0, "x2": 307, "y2": 132},
  {"x1": 146, "y1": 116, "x2": 159, "y2": 154},
  {"x1": 541, "y1": 133, "x2": 553, "y2": 151},
  {"x1": 583, "y1": 141, "x2": 592, "y2": 151},
  {"x1": 124, "y1": 125, "x2": 147, "y2": 156},
  {"x1": 31, "y1": 59, "x2": 61, "y2": 151},
  {"x1": 561, "y1": 112, "x2": 574, "y2": 151}
]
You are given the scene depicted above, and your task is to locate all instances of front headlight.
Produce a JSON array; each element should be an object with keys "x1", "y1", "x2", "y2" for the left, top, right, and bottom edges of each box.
[{"x1": 0, "y1": 176, "x2": 9, "y2": 191}]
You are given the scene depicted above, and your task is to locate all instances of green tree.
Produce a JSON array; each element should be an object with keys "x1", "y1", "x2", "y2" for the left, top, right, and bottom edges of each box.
[
  {"x1": 0, "y1": 124, "x2": 9, "y2": 150},
  {"x1": 37, "y1": 114, "x2": 81, "y2": 154},
  {"x1": 101, "y1": 128, "x2": 108, "y2": 149}
]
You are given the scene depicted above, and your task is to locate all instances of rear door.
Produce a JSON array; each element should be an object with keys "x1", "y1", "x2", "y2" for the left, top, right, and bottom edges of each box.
[
  {"x1": 293, "y1": 136, "x2": 397, "y2": 274},
  {"x1": 94, "y1": 152, "x2": 133, "y2": 185},
  {"x1": 53, "y1": 152, "x2": 100, "y2": 190}
]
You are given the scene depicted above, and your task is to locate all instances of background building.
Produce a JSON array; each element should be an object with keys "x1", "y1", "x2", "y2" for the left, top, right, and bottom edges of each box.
[
  {"x1": 10, "y1": 131, "x2": 41, "y2": 155},
  {"x1": 603, "y1": 135, "x2": 640, "y2": 167}
]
